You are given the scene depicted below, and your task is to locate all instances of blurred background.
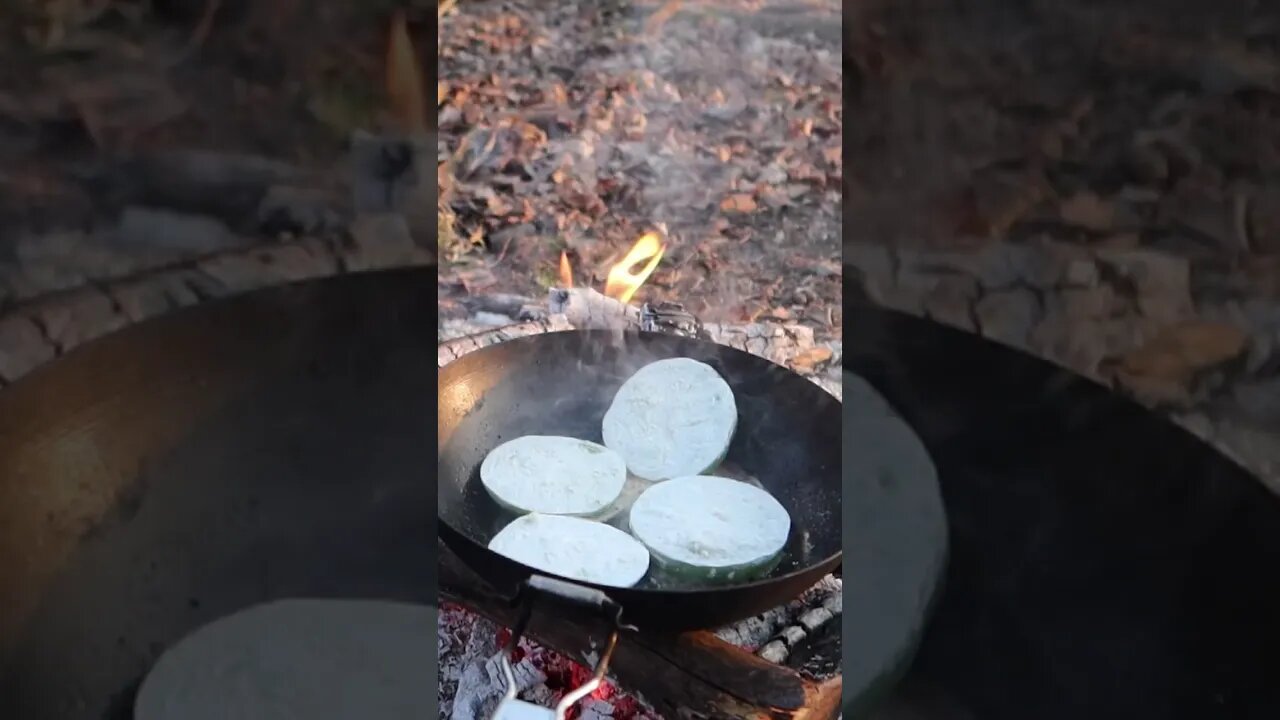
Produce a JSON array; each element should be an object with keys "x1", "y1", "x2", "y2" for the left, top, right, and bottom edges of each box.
[
  {"x1": 0, "y1": 0, "x2": 434, "y2": 385},
  {"x1": 848, "y1": 0, "x2": 1280, "y2": 494}
]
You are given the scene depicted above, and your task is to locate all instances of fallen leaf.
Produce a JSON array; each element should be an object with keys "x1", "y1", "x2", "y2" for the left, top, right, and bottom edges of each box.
[
  {"x1": 790, "y1": 346, "x2": 833, "y2": 374},
  {"x1": 1110, "y1": 321, "x2": 1248, "y2": 405},
  {"x1": 720, "y1": 193, "x2": 757, "y2": 214},
  {"x1": 1060, "y1": 191, "x2": 1115, "y2": 231}
]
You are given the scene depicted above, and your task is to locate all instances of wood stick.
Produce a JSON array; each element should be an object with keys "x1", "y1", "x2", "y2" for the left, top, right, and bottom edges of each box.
[{"x1": 440, "y1": 541, "x2": 841, "y2": 720}]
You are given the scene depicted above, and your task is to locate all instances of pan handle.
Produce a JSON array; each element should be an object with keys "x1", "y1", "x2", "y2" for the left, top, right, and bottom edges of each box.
[
  {"x1": 489, "y1": 575, "x2": 635, "y2": 720},
  {"x1": 519, "y1": 574, "x2": 624, "y2": 622}
]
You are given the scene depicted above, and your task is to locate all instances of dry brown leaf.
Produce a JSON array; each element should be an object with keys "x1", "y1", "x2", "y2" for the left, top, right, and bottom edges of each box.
[
  {"x1": 720, "y1": 193, "x2": 757, "y2": 214},
  {"x1": 790, "y1": 346, "x2": 833, "y2": 375},
  {"x1": 1060, "y1": 192, "x2": 1115, "y2": 231},
  {"x1": 1111, "y1": 321, "x2": 1248, "y2": 404}
]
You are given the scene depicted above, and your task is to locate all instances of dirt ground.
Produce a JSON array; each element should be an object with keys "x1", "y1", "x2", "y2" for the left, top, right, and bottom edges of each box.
[
  {"x1": 848, "y1": 0, "x2": 1280, "y2": 258},
  {"x1": 438, "y1": 0, "x2": 842, "y2": 337}
]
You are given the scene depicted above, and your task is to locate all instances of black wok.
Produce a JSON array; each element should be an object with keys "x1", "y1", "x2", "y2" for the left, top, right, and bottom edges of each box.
[
  {"x1": 0, "y1": 269, "x2": 437, "y2": 719},
  {"x1": 438, "y1": 330, "x2": 842, "y2": 631},
  {"x1": 844, "y1": 298, "x2": 1280, "y2": 720}
]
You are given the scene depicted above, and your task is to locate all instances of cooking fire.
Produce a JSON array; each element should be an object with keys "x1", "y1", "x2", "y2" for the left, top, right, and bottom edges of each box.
[{"x1": 438, "y1": 0, "x2": 844, "y2": 717}]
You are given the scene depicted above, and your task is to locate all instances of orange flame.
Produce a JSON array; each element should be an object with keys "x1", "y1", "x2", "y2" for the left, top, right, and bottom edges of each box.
[
  {"x1": 558, "y1": 251, "x2": 574, "y2": 288},
  {"x1": 604, "y1": 232, "x2": 665, "y2": 304},
  {"x1": 386, "y1": 10, "x2": 426, "y2": 134}
]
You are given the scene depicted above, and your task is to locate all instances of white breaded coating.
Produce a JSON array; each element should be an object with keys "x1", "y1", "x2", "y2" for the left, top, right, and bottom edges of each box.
[
  {"x1": 629, "y1": 475, "x2": 790, "y2": 569},
  {"x1": 480, "y1": 435, "x2": 627, "y2": 516},
  {"x1": 602, "y1": 358, "x2": 737, "y2": 481},
  {"x1": 489, "y1": 513, "x2": 651, "y2": 588}
]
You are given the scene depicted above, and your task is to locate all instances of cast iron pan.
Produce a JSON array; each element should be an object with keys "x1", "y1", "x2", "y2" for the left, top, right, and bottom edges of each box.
[
  {"x1": 843, "y1": 295, "x2": 1280, "y2": 720},
  {"x1": 438, "y1": 330, "x2": 843, "y2": 631},
  {"x1": 0, "y1": 269, "x2": 437, "y2": 719}
]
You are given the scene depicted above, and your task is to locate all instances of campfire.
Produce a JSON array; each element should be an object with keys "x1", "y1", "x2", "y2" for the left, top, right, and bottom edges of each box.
[
  {"x1": 559, "y1": 231, "x2": 665, "y2": 302},
  {"x1": 435, "y1": 3, "x2": 844, "y2": 718},
  {"x1": 438, "y1": 234, "x2": 844, "y2": 720}
]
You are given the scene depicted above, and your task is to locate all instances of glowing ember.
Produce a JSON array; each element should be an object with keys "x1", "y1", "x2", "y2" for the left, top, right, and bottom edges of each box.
[
  {"x1": 559, "y1": 250, "x2": 574, "y2": 288},
  {"x1": 604, "y1": 232, "x2": 665, "y2": 304},
  {"x1": 386, "y1": 9, "x2": 426, "y2": 134}
]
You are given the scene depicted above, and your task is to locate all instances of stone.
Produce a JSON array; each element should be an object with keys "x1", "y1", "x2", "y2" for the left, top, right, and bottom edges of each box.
[
  {"x1": 844, "y1": 242, "x2": 894, "y2": 303},
  {"x1": 915, "y1": 241, "x2": 1088, "y2": 291},
  {"x1": 117, "y1": 206, "x2": 246, "y2": 255},
  {"x1": 1171, "y1": 412, "x2": 1216, "y2": 444},
  {"x1": 921, "y1": 275, "x2": 978, "y2": 331},
  {"x1": 975, "y1": 288, "x2": 1040, "y2": 346},
  {"x1": 108, "y1": 280, "x2": 171, "y2": 324},
  {"x1": 345, "y1": 213, "x2": 434, "y2": 272},
  {"x1": 1226, "y1": 377, "x2": 1280, "y2": 427},
  {"x1": 1028, "y1": 315, "x2": 1113, "y2": 380},
  {"x1": 1062, "y1": 258, "x2": 1099, "y2": 288},
  {"x1": 30, "y1": 289, "x2": 128, "y2": 352},
  {"x1": 1095, "y1": 247, "x2": 1194, "y2": 324},
  {"x1": 8, "y1": 231, "x2": 137, "y2": 300},
  {"x1": 1207, "y1": 418, "x2": 1280, "y2": 496},
  {"x1": 0, "y1": 314, "x2": 56, "y2": 382},
  {"x1": 107, "y1": 273, "x2": 203, "y2": 323},
  {"x1": 1056, "y1": 286, "x2": 1119, "y2": 320},
  {"x1": 197, "y1": 241, "x2": 338, "y2": 294}
]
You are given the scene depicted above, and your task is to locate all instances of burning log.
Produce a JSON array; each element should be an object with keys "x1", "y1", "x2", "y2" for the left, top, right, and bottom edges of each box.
[{"x1": 547, "y1": 287, "x2": 643, "y2": 332}]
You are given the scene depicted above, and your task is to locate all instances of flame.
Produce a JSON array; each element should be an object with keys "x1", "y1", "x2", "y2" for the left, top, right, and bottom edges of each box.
[
  {"x1": 604, "y1": 232, "x2": 665, "y2": 304},
  {"x1": 558, "y1": 250, "x2": 574, "y2": 288},
  {"x1": 386, "y1": 10, "x2": 426, "y2": 134}
]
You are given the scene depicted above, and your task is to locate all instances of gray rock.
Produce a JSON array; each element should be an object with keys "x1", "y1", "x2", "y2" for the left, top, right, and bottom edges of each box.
[
  {"x1": 118, "y1": 207, "x2": 246, "y2": 255},
  {"x1": 0, "y1": 314, "x2": 56, "y2": 381},
  {"x1": 1095, "y1": 247, "x2": 1193, "y2": 323},
  {"x1": 1225, "y1": 377, "x2": 1280, "y2": 428},
  {"x1": 1029, "y1": 314, "x2": 1138, "y2": 380},
  {"x1": 1054, "y1": 285, "x2": 1116, "y2": 319},
  {"x1": 30, "y1": 289, "x2": 127, "y2": 351},
  {"x1": 346, "y1": 213, "x2": 434, "y2": 271},
  {"x1": 7, "y1": 231, "x2": 137, "y2": 300},
  {"x1": 921, "y1": 275, "x2": 978, "y2": 332},
  {"x1": 197, "y1": 241, "x2": 338, "y2": 294},
  {"x1": 1096, "y1": 247, "x2": 1191, "y2": 291},
  {"x1": 107, "y1": 273, "x2": 203, "y2": 324},
  {"x1": 898, "y1": 241, "x2": 1082, "y2": 292},
  {"x1": 975, "y1": 288, "x2": 1040, "y2": 346},
  {"x1": 1207, "y1": 418, "x2": 1280, "y2": 496},
  {"x1": 1062, "y1": 258, "x2": 1099, "y2": 288},
  {"x1": 845, "y1": 242, "x2": 894, "y2": 303}
]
